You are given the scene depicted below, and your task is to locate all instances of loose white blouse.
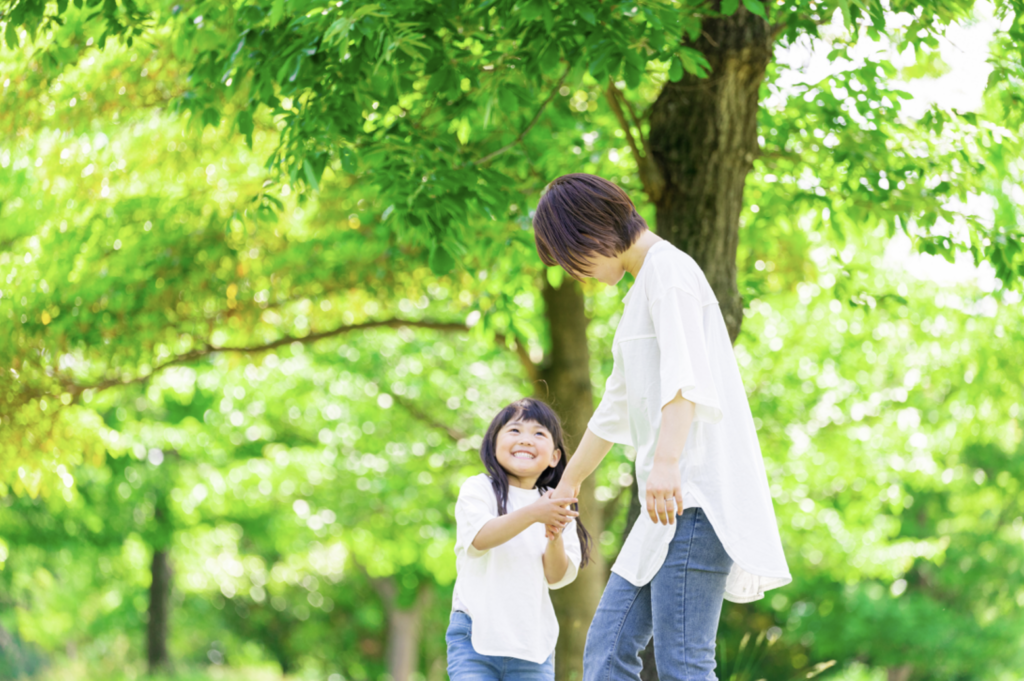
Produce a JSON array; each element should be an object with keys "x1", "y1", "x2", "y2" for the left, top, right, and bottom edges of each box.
[
  {"x1": 452, "y1": 474, "x2": 582, "y2": 663},
  {"x1": 588, "y1": 241, "x2": 791, "y2": 603}
]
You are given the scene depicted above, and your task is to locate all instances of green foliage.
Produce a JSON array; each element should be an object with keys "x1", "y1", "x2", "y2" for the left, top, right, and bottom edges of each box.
[{"x1": 2, "y1": 1, "x2": 1024, "y2": 680}]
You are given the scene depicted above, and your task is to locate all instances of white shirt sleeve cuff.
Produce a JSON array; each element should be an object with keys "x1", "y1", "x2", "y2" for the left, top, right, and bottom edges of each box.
[
  {"x1": 547, "y1": 559, "x2": 578, "y2": 590},
  {"x1": 463, "y1": 516, "x2": 493, "y2": 558},
  {"x1": 587, "y1": 417, "x2": 632, "y2": 446},
  {"x1": 661, "y1": 387, "x2": 723, "y2": 424}
]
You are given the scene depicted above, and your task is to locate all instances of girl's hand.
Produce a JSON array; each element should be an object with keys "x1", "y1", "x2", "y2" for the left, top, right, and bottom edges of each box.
[
  {"x1": 546, "y1": 480, "x2": 580, "y2": 539},
  {"x1": 531, "y1": 490, "x2": 578, "y2": 529},
  {"x1": 646, "y1": 457, "x2": 684, "y2": 525}
]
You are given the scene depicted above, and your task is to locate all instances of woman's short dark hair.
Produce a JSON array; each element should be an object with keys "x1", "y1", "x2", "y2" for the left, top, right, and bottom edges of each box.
[
  {"x1": 479, "y1": 397, "x2": 592, "y2": 567},
  {"x1": 533, "y1": 173, "x2": 648, "y2": 279}
]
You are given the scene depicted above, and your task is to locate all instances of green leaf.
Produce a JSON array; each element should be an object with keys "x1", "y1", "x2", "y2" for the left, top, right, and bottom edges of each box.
[
  {"x1": 519, "y1": 1, "x2": 543, "y2": 22},
  {"x1": 741, "y1": 0, "x2": 767, "y2": 20},
  {"x1": 497, "y1": 86, "x2": 517, "y2": 113},
  {"x1": 4, "y1": 23, "x2": 19, "y2": 50},
  {"x1": 721, "y1": 0, "x2": 739, "y2": 16},
  {"x1": 429, "y1": 244, "x2": 455, "y2": 274},
  {"x1": 269, "y1": 0, "x2": 287, "y2": 25},
  {"x1": 276, "y1": 56, "x2": 294, "y2": 84},
  {"x1": 540, "y1": 3, "x2": 555, "y2": 32},
  {"x1": 340, "y1": 148, "x2": 357, "y2": 173},
  {"x1": 679, "y1": 47, "x2": 711, "y2": 78},
  {"x1": 588, "y1": 45, "x2": 612, "y2": 79},
  {"x1": 303, "y1": 159, "x2": 320, "y2": 192},
  {"x1": 669, "y1": 56, "x2": 683, "y2": 82},
  {"x1": 425, "y1": 66, "x2": 454, "y2": 97},
  {"x1": 836, "y1": 0, "x2": 853, "y2": 27},
  {"x1": 201, "y1": 107, "x2": 221, "y2": 128},
  {"x1": 538, "y1": 42, "x2": 560, "y2": 75},
  {"x1": 237, "y1": 110, "x2": 254, "y2": 148},
  {"x1": 578, "y1": 8, "x2": 597, "y2": 25},
  {"x1": 623, "y1": 61, "x2": 643, "y2": 89}
]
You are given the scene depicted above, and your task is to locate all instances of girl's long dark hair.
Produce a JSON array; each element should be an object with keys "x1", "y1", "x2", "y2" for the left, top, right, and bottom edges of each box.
[{"x1": 480, "y1": 398, "x2": 592, "y2": 567}]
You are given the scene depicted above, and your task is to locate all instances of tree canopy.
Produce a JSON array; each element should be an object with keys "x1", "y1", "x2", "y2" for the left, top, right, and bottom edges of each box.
[{"x1": 2, "y1": 0, "x2": 1024, "y2": 680}]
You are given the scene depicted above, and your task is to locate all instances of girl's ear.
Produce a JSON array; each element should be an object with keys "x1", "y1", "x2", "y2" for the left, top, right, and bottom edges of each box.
[{"x1": 550, "y1": 448, "x2": 562, "y2": 468}]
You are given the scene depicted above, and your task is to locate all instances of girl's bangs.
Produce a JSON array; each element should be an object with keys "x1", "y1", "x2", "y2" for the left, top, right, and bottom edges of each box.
[{"x1": 504, "y1": 399, "x2": 561, "y2": 437}]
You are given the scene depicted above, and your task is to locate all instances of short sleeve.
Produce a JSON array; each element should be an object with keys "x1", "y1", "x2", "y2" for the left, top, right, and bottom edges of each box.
[
  {"x1": 649, "y1": 287, "x2": 723, "y2": 424},
  {"x1": 454, "y1": 477, "x2": 497, "y2": 559},
  {"x1": 547, "y1": 519, "x2": 582, "y2": 590},
  {"x1": 587, "y1": 356, "x2": 632, "y2": 446}
]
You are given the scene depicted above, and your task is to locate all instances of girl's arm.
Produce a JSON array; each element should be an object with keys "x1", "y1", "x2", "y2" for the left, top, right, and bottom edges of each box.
[
  {"x1": 471, "y1": 492, "x2": 578, "y2": 551},
  {"x1": 543, "y1": 533, "x2": 569, "y2": 585}
]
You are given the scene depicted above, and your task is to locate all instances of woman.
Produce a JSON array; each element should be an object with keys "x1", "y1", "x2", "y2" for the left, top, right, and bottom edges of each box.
[{"x1": 533, "y1": 173, "x2": 791, "y2": 681}]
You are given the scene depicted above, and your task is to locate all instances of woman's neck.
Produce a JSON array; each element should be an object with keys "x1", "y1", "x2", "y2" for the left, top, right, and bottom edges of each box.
[{"x1": 620, "y1": 230, "x2": 664, "y2": 279}]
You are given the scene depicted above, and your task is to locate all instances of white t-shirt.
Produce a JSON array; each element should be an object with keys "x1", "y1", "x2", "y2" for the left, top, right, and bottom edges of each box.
[
  {"x1": 588, "y1": 241, "x2": 791, "y2": 603},
  {"x1": 451, "y1": 473, "x2": 582, "y2": 664}
]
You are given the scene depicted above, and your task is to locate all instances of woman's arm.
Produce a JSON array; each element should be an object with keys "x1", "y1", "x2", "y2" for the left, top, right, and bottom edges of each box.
[
  {"x1": 553, "y1": 428, "x2": 614, "y2": 498},
  {"x1": 543, "y1": 534, "x2": 570, "y2": 585},
  {"x1": 645, "y1": 394, "x2": 695, "y2": 525},
  {"x1": 545, "y1": 429, "x2": 614, "y2": 538}
]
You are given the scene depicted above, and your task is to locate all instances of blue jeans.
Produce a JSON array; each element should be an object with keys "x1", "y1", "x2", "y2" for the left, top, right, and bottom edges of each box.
[
  {"x1": 583, "y1": 508, "x2": 732, "y2": 681},
  {"x1": 446, "y1": 611, "x2": 555, "y2": 680}
]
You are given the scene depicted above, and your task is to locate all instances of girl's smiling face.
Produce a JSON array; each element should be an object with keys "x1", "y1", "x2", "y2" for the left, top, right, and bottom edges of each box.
[{"x1": 495, "y1": 418, "x2": 561, "y2": 488}]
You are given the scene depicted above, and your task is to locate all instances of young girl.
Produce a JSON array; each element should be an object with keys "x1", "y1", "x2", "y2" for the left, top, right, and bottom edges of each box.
[
  {"x1": 449, "y1": 398, "x2": 591, "y2": 680},
  {"x1": 533, "y1": 174, "x2": 791, "y2": 680}
]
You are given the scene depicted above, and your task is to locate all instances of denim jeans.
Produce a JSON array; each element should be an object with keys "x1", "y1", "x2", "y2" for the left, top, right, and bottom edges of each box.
[
  {"x1": 446, "y1": 611, "x2": 555, "y2": 681},
  {"x1": 583, "y1": 508, "x2": 733, "y2": 681}
]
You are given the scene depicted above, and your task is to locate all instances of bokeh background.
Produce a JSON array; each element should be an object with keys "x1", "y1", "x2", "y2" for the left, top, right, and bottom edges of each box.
[{"x1": 2, "y1": 1, "x2": 1024, "y2": 680}]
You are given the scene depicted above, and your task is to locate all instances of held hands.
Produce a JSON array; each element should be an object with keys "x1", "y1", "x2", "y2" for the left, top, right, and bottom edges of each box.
[
  {"x1": 545, "y1": 480, "x2": 580, "y2": 540},
  {"x1": 531, "y1": 490, "x2": 578, "y2": 538},
  {"x1": 646, "y1": 457, "x2": 684, "y2": 525}
]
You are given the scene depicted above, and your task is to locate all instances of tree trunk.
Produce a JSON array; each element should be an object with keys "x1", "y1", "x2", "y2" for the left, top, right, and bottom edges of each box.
[
  {"x1": 0, "y1": 623, "x2": 26, "y2": 676},
  {"x1": 540, "y1": 277, "x2": 606, "y2": 681},
  {"x1": 630, "y1": 6, "x2": 773, "y2": 677},
  {"x1": 147, "y1": 548, "x2": 172, "y2": 675},
  {"x1": 373, "y1": 577, "x2": 431, "y2": 681},
  {"x1": 648, "y1": 5, "x2": 773, "y2": 343},
  {"x1": 888, "y1": 665, "x2": 914, "y2": 681},
  {"x1": 385, "y1": 592, "x2": 430, "y2": 681},
  {"x1": 264, "y1": 617, "x2": 295, "y2": 675}
]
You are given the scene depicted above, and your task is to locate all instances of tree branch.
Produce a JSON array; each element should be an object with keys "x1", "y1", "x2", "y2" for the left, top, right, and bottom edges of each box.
[
  {"x1": 349, "y1": 555, "x2": 397, "y2": 607},
  {"x1": 61, "y1": 319, "x2": 541, "y2": 402},
  {"x1": 605, "y1": 83, "x2": 645, "y2": 167},
  {"x1": 604, "y1": 82, "x2": 665, "y2": 202},
  {"x1": 494, "y1": 332, "x2": 540, "y2": 385},
  {"x1": 620, "y1": 91, "x2": 647, "y2": 137},
  {"x1": 392, "y1": 394, "x2": 469, "y2": 443},
  {"x1": 66, "y1": 319, "x2": 469, "y2": 397},
  {"x1": 476, "y1": 65, "x2": 572, "y2": 167}
]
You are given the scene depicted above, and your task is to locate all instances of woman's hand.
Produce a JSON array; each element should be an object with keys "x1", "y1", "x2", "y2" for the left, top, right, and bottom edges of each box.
[
  {"x1": 646, "y1": 457, "x2": 683, "y2": 525},
  {"x1": 530, "y1": 490, "x2": 579, "y2": 528},
  {"x1": 546, "y1": 480, "x2": 580, "y2": 539}
]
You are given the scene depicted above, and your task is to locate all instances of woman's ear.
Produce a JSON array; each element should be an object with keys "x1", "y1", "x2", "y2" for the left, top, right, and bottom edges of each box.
[{"x1": 550, "y1": 448, "x2": 562, "y2": 468}]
